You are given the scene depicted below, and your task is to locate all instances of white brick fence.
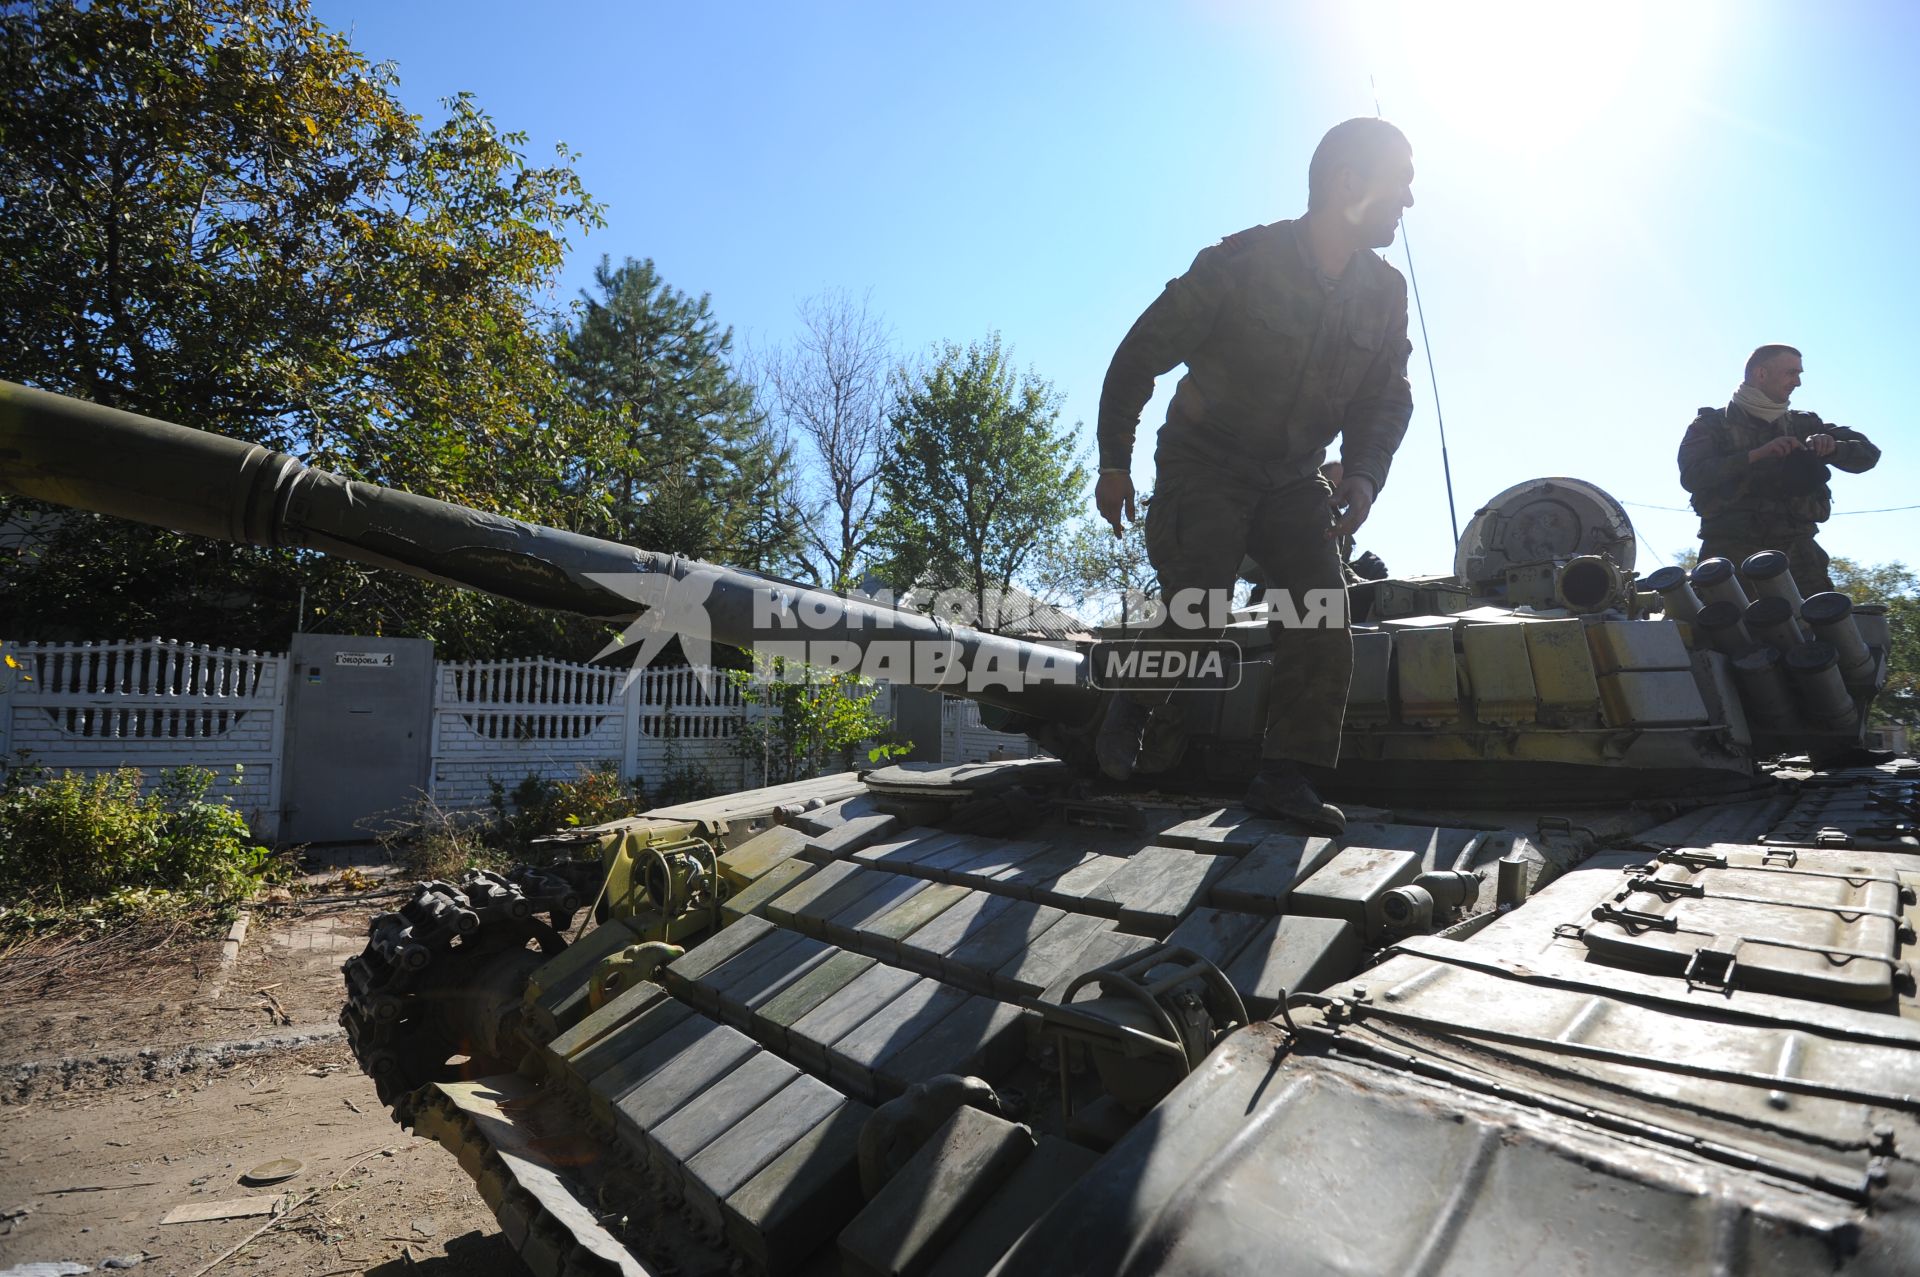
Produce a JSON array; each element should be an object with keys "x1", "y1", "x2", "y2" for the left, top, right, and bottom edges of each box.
[
  {"x1": 1, "y1": 637, "x2": 1036, "y2": 842},
  {"x1": 0, "y1": 639, "x2": 286, "y2": 834},
  {"x1": 428, "y1": 657, "x2": 762, "y2": 811}
]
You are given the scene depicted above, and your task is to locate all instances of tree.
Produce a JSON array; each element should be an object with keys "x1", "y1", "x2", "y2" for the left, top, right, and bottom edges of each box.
[
  {"x1": 0, "y1": 0, "x2": 611, "y2": 656},
  {"x1": 556, "y1": 257, "x2": 799, "y2": 571},
  {"x1": 728, "y1": 660, "x2": 906, "y2": 788},
  {"x1": 763, "y1": 290, "x2": 893, "y2": 588},
  {"x1": 1831, "y1": 558, "x2": 1918, "y2": 726},
  {"x1": 1032, "y1": 494, "x2": 1160, "y2": 627},
  {"x1": 874, "y1": 335, "x2": 1086, "y2": 623}
]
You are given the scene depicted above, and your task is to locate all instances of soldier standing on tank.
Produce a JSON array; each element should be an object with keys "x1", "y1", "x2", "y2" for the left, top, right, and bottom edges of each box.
[
  {"x1": 1092, "y1": 117, "x2": 1416, "y2": 835},
  {"x1": 1677, "y1": 345, "x2": 1880, "y2": 595}
]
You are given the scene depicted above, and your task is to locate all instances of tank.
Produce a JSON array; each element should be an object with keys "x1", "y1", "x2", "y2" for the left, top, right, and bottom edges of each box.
[{"x1": 6, "y1": 379, "x2": 1919, "y2": 1277}]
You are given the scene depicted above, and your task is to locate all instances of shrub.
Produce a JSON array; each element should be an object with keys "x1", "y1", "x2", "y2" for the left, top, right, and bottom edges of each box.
[
  {"x1": 0, "y1": 764, "x2": 275, "y2": 930},
  {"x1": 729, "y1": 661, "x2": 908, "y2": 786},
  {"x1": 378, "y1": 763, "x2": 646, "y2": 879},
  {"x1": 487, "y1": 764, "x2": 645, "y2": 858}
]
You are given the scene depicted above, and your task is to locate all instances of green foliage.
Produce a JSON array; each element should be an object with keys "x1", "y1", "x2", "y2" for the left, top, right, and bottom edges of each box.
[
  {"x1": 379, "y1": 763, "x2": 643, "y2": 880},
  {"x1": 559, "y1": 256, "x2": 801, "y2": 571},
  {"x1": 643, "y1": 761, "x2": 724, "y2": 810},
  {"x1": 729, "y1": 660, "x2": 907, "y2": 786},
  {"x1": 1831, "y1": 558, "x2": 1918, "y2": 725},
  {"x1": 0, "y1": 0, "x2": 616, "y2": 657},
  {"x1": 487, "y1": 764, "x2": 644, "y2": 857},
  {"x1": 1032, "y1": 491, "x2": 1159, "y2": 626},
  {"x1": 874, "y1": 335, "x2": 1087, "y2": 610},
  {"x1": 0, "y1": 764, "x2": 275, "y2": 929}
]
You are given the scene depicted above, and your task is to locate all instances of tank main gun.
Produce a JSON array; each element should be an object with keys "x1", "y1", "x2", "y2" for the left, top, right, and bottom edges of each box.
[{"x1": 0, "y1": 380, "x2": 1095, "y2": 723}]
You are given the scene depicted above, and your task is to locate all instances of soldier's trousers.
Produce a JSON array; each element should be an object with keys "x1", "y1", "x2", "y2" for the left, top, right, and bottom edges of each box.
[
  {"x1": 1143, "y1": 462, "x2": 1352, "y2": 768},
  {"x1": 1698, "y1": 533, "x2": 1834, "y2": 596}
]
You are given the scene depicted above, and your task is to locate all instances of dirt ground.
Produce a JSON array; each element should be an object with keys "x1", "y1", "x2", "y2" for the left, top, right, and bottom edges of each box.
[{"x1": 0, "y1": 872, "x2": 528, "y2": 1277}]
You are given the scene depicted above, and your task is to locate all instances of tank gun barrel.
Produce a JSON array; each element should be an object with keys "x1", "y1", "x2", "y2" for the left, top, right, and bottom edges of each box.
[{"x1": 0, "y1": 381, "x2": 1094, "y2": 721}]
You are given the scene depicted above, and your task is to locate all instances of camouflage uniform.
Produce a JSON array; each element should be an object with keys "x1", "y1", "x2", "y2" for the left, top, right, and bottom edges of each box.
[
  {"x1": 1676, "y1": 405, "x2": 1881, "y2": 596},
  {"x1": 1099, "y1": 220, "x2": 1414, "y2": 767}
]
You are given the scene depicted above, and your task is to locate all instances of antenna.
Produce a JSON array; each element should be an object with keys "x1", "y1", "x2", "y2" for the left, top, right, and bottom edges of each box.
[{"x1": 1372, "y1": 76, "x2": 1460, "y2": 544}]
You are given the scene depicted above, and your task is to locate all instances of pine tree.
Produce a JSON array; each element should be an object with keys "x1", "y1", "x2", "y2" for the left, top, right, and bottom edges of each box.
[{"x1": 558, "y1": 257, "x2": 801, "y2": 571}]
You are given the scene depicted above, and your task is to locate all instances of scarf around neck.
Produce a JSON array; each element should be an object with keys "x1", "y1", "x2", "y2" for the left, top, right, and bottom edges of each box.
[{"x1": 1731, "y1": 381, "x2": 1790, "y2": 424}]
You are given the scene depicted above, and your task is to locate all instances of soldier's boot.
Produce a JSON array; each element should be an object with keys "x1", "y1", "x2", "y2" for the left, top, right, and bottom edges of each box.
[
  {"x1": 1095, "y1": 693, "x2": 1150, "y2": 781},
  {"x1": 1243, "y1": 760, "x2": 1345, "y2": 836}
]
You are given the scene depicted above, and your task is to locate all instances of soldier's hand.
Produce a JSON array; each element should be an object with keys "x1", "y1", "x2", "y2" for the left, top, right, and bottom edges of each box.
[
  {"x1": 1096, "y1": 470, "x2": 1137, "y2": 537},
  {"x1": 1330, "y1": 474, "x2": 1378, "y2": 539},
  {"x1": 1805, "y1": 433, "x2": 1838, "y2": 458},
  {"x1": 1748, "y1": 435, "x2": 1802, "y2": 463}
]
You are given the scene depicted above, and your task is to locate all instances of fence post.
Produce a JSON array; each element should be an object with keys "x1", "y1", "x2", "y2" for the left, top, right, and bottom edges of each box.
[
  {"x1": 261, "y1": 651, "x2": 289, "y2": 841},
  {"x1": 621, "y1": 669, "x2": 642, "y2": 786}
]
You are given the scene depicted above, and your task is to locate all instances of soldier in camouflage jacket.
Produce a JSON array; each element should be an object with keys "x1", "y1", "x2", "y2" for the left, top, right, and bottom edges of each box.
[
  {"x1": 1091, "y1": 118, "x2": 1416, "y2": 835},
  {"x1": 1677, "y1": 345, "x2": 1880, "y2": 594}
]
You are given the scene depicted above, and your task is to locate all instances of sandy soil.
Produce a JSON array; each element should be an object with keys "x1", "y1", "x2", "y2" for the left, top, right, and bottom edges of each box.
[{"x1": 0, "y1": 885, "x2": 528, "y2": 1277}]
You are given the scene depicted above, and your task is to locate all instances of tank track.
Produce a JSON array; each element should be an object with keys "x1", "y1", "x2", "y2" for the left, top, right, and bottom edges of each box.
[{"x1": 341, "y1": 864, "x2": 598, "y2": 1109}]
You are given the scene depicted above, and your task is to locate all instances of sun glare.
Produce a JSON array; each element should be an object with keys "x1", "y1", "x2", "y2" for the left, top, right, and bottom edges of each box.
[{"x1": 1388, "y1": 0, "x2": 1663, "y2": 155}]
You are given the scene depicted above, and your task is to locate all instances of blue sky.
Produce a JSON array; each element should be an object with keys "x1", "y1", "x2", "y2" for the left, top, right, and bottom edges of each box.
[{"x1": 312, "y1": 0, "x2": 1916, "y2": 579}]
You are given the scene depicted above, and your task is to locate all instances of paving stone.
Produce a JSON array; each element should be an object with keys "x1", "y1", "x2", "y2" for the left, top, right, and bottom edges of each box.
[
  {"x1": 875, "y1": 996, "x2": 1029, "y2": 1094},
  {"x1": 837, "y1": 1105, "x2": 1035, "y2": 1277},
  {"x1": 724, "y1": 1100, "x2": 873, "y2": 1275},
  {"x1": 786, "y1": 961, "x2": 922, "y2": 1074},
  {"x1": 1161, "y1": 906, "x2": 1269, "y2": 972},
  {"x1": 1223, "y1": 914, "x2": 1363, "y2": 1017},
  {"x1": 1208, "y1": 833, "x2": 1342, "y2": 914},
  {"x1": 923, "y1": 1135, "x2": 1101, "y2": 1277},
  {"x1": 753, "y1": 950, "x2": 878, "y2": 1051},
  {"x1": 649, "y1": 1050, "x2": 802, "y2": 1178},
  {"x1": 826, "y1": 977, "x2": 968, "y2": 1098},
  {"x1": 683, "y1": 1074, "x2": 850, "y2": 1232},
  {"x1": 993, "y1": 910, "x2": 1120, "y2": 999},
  {"x1": 612, "y1": 1023, "x2": 762, "y2": 1143},
  {"x1": 721, "y1": 858, "x2": 816, "y2": 925},
  {"x1": 1090, "y1": 845, "x2": 1234, "y2": 936}
]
